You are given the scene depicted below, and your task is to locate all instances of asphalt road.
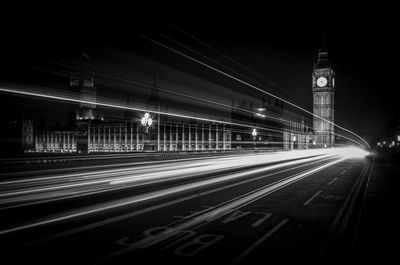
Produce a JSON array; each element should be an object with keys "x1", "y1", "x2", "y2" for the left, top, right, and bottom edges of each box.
[{"x1": 0, "y1": 148, "x2": 392, "y2": 265}]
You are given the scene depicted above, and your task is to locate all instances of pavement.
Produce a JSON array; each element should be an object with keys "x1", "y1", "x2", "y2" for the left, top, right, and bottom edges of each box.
[{"x1": 349, "y1": 151, "x2": 400, "y2": 265}]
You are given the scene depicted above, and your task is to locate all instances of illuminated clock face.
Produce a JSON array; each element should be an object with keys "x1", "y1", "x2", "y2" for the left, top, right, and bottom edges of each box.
[{"x1": 317, "y1": 77, "x2": 327, "y2": 87}]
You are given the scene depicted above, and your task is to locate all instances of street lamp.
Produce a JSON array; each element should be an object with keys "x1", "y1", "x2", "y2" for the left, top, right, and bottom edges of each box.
[
  {"x1": 141, "y1": 112, "x2": 153, "y2": 132},
  {"x1": 141, "y1": 112, "x2": 153, "y2": 150},
  {"x1": 252, "y1": 128, "x2": 257, "y2": 150}
]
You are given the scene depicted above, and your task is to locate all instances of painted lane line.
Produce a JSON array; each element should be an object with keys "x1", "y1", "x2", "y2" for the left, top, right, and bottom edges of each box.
[
  {"x1": 326, "y1": 166, "x2": 368, "y2": 239},
  {"x1": 252, "y1": 213, "x2": 273, "y2": 227},
  {"x1": 338, "y1": 165, "x2": 370, "y2": 235},
  {"x1": 173, "y1": 210, "x2": 207, "y2": 220},
  {"x1": 230, "y1": 218, "x2": 290, "y2": 265},
  {"x1": 303, "y1": 190, "x2": 323, "y2": 206},
  {"x1": 97, "y1": 157, "x2": 345, "y2": 264},
  {"x1": 349, "y1": 155, "x2": 376, "y2": 259},
  {"x1": 328, "y1": 177, "x2": 338, "y2": 186},
  {"x1": 340, "y1": 170, "x2": 347, "y2": 175}
]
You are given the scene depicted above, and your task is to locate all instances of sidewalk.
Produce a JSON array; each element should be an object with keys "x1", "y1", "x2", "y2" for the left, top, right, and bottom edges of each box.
[{"x1": 349, "y1": 151, "x2": 400, "y2": 264}]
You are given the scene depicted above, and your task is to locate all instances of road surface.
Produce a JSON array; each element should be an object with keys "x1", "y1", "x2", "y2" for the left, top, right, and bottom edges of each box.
[{"x1": 0, "y1": 148, "x2": 393, "y2": 265}]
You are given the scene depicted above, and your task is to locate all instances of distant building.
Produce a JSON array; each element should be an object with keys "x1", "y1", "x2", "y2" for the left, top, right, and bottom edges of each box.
[
  {"x1": 70, "y1": 70, "x2": 103, "y2": 122},
  {"x1": 312, "y1": 35, "x2": 335, "y2": 148},
  {"x1": 27, "y1": 67, "x2": 232, "y2": 153},
  {"x1": 34, "y1": 130, "x2": 77, "y2": 153},
  {"x1": 230, "y1": 97, "x2": 285, "y2": 150},
  {"x1": 22, "y1": 46, "x2": 323, "y2": 154},
  {"x1": 22, "y1": 119, "x2": 34, "y2": 150},
  {"x1": 283, "y1": 117, "x2": 312, "y2": 150}
]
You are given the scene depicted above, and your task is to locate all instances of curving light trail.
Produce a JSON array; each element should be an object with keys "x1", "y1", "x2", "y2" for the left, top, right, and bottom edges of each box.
[
  {"x1": 0, "y1": 84, "x2": 369, "y2": 147},
  {"x1": 0, "y1": 147, "x2": 368, "y2": 236},
  {"x1": 131, "y1": 31, "x2": 370, "y2": 149},
  {"x1": 0, "y1": 85, "x2": 282, "y2": 134}
]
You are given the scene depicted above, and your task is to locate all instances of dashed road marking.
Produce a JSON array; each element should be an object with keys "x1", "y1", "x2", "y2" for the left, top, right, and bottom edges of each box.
[
  {"x1": 230, "y1": 218, "x2": 290, "y2": 265},
  {"x1": 340, "y1": 170, "x2": 347, "y2": 175},
  {"x1": 252, "y1": 212, "x2": 273, "y2": 227},
  {"x1": 328, "y1": 177, "x2": 338, "y2": 186},
  {"x1": 303, "y1": 190, "x2": 323, "y2": 206},
  {"x1": 174, "y1": 206, "x2": 213, "y2": 219}
]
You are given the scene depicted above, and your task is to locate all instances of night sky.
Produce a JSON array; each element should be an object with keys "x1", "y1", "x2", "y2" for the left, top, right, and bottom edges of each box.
[{"x1": 1, "y1": 4, "x2": 398, "y2": 144}]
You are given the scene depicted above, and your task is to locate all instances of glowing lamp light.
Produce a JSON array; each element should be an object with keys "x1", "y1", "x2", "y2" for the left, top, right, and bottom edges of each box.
[
  {"x1": 141, "y1": 112, "x2": 153, "y2": 127},
  {"x1": 252, "y1": 128, "x2": 257, "y2": 137}
]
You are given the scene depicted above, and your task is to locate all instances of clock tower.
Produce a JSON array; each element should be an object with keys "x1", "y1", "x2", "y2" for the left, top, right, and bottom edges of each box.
[{"x1": 312, "y1": 35, "x2": 335, "y2": 147}]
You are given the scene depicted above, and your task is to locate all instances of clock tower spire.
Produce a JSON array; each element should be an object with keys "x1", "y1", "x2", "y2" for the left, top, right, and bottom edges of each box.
[{"x1": 312, "y1": 34, "x2": 335, "y2": 148}]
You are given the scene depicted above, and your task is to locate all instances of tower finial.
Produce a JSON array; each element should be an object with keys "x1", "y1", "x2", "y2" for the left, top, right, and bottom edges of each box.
[
  {"x1": 315, "y1": 33, "x2": 330, "y2": 69},
  {"x1": 319, "y1": 33, "x2": 328, "y2": 54}
]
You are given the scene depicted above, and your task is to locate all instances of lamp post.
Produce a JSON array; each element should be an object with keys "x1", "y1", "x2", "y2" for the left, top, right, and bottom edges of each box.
[
  {"x1": 141, "y1": 112, "x2": 153, "y2": 132},
  {"x1": 252, "y1": 128, "x2": 257, "y2": 150},
  {"x1": 292, "y1": 135, "x2": 297, "y2": 150},
  {"x1": 141, "y1": 112, "x2": 153, "y2": 150}
]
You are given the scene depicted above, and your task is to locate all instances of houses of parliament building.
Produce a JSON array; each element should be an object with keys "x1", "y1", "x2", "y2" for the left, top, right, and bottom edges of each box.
[{"x1": 21, "y1": 39, "x2": 333, "y2": 154}]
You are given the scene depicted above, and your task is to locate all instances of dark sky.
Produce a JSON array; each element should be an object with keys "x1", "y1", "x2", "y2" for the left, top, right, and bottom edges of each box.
[
  {"x1": 158, "y1": 7, "x2": 398, "y2": 142},
  {"x1": 1, "y1": 4, "x2": 398, "y2": 143}
]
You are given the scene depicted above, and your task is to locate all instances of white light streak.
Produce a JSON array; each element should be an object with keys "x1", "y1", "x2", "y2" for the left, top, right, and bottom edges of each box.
[
  {"x1": 0, "y1": 149, "x2": 349, "y2": 235},
  {"x1": 132, "y1": 32, "x2": 370, "y2": 149},
  {"x1": 0, "y1": 85, "x2": 281, "y2": 134}
]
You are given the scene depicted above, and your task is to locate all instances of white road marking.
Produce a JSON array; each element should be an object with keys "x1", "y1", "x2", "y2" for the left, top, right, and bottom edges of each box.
[
  {"x1": 230, "y1": 218, "x2": 290, "y2": 265},
  {"x1": 340, "y1": 170, "x2": 347, "y2": 175},
  {"x1": 328, "y1": 177, "x2": 338, "y2": 186},
  {"x1": 303, "y1": 190, "x2": 323, "y2": 206},
  {"x1": 326, "y1": 166, "x2": 368, "y2": 238},
  {"x1": 252, "y1": 213, "x2": 273, "y2": 227},
  {"x1": 339, "y1": 166, "x2": 369, "y2": 235}
]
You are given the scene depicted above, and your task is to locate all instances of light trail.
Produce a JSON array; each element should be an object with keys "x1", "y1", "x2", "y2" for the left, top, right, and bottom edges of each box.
[
  {"x1": 0, "y1": 151, "x2": 262, "y2": 178},
  {"x1": 131, "y1": 31, "x2": 371, "y2": 149},
  {"x1": 99, "y1": 156, "x2": 346, "y2": 263},
  {"x1": 33, "y1": 61, "x2": 291, "y2": 125},
  {"x1": 0, "y1": 149, "x2": 335, "y2": 205},
  {"x1": 22, "y1": 154, "x2": 338, "y2": 245},
  {"x1": 0, "y1": 147, "x2": 366, "y2": 236},
  {"x1": 0, "y1": 84, "x2": 369, "y2": 147},
  {"x1": 160, "y1": 18, "x2": 278, "y2": 88},
  {"x1": 0, "y1": 85, "x2": 283, "y2": 135}
]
